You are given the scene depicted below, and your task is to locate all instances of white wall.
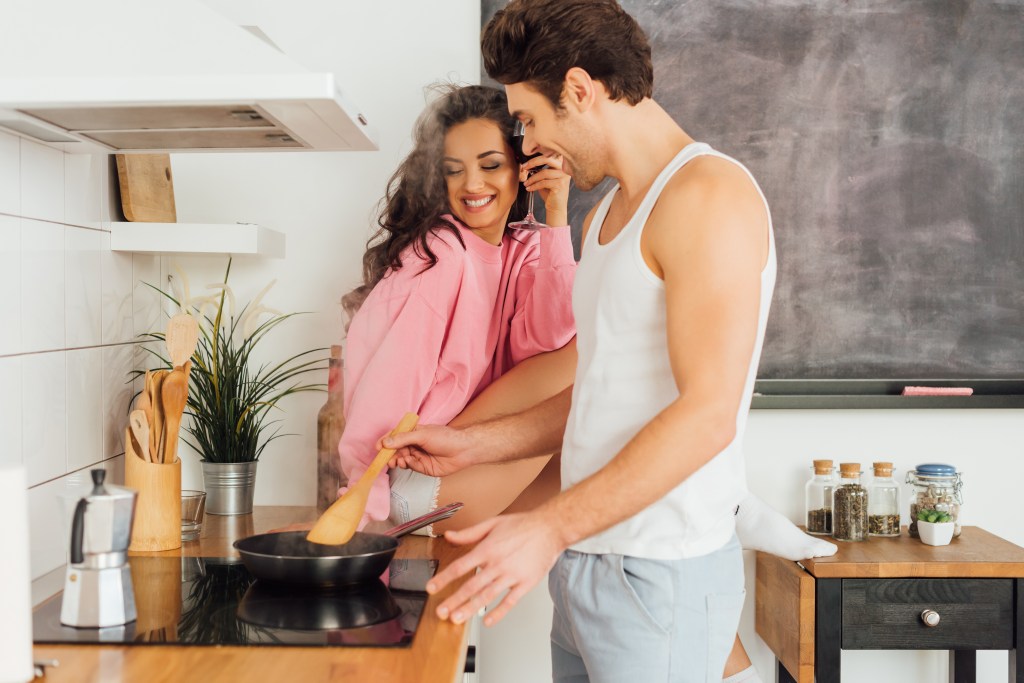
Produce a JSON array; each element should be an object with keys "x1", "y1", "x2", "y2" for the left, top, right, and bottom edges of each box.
[{"x1": 0, "y1": 131, "x2": 164, "y2": 592}]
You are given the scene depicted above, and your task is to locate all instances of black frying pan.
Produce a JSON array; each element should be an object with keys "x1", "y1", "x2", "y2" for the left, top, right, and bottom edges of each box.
[{"x1": 233, "y1": 502, "x2": 461, "y2": 587}]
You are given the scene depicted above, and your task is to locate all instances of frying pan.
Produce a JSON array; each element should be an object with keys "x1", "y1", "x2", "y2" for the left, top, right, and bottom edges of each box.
[{"x1": 233, "y1": 502, "x2": 462, "y2": 587}]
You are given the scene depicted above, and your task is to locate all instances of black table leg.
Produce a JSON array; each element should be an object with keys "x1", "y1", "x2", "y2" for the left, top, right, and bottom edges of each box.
[
  {"x1": 949, "y1": 650, "x2": 975, "y2": 683},
  {"x1": 815, "y1": 578, "x2": 842, "y2": 683},
  {"x1": 777, "y1": 659, "x2": 797, "y2": 683},
  {"x1": 1012, "y1": 578, "x2": 1022, "y2": 683}
]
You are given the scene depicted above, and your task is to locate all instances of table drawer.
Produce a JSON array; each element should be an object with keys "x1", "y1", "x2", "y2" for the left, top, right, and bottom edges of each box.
[{"x1": 841, "y1": 578, "x2": 1014, "y2": 650}]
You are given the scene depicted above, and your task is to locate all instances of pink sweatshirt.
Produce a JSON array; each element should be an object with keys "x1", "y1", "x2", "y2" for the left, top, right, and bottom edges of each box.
[{"x1": 340, "y1": 216, "x2": 577, "y2": 523}]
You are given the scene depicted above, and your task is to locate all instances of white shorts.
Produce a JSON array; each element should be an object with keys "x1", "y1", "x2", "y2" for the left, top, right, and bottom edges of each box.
[{"x1": 388, "y1": 468, "x2": 441, "y2": 537}]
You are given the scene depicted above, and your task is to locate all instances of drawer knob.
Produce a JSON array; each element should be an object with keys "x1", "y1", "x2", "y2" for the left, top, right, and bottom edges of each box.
[{"x1": 920, "y1": 609, "x2": 941, "y2": 627}]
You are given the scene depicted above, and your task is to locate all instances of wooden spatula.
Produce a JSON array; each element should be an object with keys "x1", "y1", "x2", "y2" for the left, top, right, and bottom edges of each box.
[
  {"x1": 160, "y1": 368, "x2": 189, "y2": 464},
  {"x1": 129, "y1": 410, "x2": 151, "y2": 463},
  {"x1": 166, "y1": 314, "x2": 199, "y2": 369},
  {"x1": 306, "y1": 412, "x2": 419, "y2": 546}
]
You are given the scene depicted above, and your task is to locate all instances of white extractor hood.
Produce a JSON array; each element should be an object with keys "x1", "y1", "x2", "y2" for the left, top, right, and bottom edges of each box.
[{"x1": 0, "y1": 0, "x2": 378, "y2": 153}]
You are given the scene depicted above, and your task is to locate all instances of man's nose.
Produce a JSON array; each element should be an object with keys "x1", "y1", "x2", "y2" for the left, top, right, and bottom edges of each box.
[{"x1": 521, "y1": 131, "x2": 539, "y2": 157}]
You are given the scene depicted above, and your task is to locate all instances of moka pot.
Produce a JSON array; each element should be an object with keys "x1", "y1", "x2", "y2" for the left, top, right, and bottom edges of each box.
[{"x1": 60, "y1": 469, "x2": 139, "y2": 628}]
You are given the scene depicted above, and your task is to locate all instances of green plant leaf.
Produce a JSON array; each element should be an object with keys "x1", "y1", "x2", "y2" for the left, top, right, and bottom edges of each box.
[{"x1": 132, "y1": 258, "x2": 327, "y2": 464}]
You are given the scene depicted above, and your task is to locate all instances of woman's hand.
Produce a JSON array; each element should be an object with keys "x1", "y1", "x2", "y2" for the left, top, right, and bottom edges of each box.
[{"x1": 521, "y1": 153, "x2": 570, "y2": 227}]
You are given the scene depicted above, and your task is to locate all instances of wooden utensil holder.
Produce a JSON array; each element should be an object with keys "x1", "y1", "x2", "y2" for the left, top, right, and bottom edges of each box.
[{"x1": 125, "y1": 428, "x2": 181, "y2": 551}]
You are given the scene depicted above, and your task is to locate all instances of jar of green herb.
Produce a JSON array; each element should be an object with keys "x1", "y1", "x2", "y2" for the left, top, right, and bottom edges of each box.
[{"x1": 832, "y1": 463, "x2": 868, "y2": 542}]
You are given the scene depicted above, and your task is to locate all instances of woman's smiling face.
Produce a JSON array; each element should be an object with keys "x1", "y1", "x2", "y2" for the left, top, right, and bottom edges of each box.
[{"x1": 443, "y1": 118, "x2": 519, "y2": 244}]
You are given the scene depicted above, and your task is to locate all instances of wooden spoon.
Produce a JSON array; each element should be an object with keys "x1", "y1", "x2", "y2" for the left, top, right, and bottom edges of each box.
[
  {"x1": 129, "y1": 410, "x2": 151, "y2": 463},
  {"x1": 166, "y1": 313, "x2": 199, "y2": 369},
  {"x1": 150, "y1": 370, "x2": 168, "y2": 463},
  {"x1": 306, "y1": 412, "x2": 419, "y2": 545},
  {"x1": 160, "y1": 369, "x2": 189, "y2": 464}
]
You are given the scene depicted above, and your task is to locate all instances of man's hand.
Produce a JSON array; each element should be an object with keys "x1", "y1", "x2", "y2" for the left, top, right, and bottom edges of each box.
[
  {"x1": 426, "y1": 511, "x2": 565, "y2": 627},
  {"x1": 381, "y1": 424, "x2": 479, "y2": 477}
]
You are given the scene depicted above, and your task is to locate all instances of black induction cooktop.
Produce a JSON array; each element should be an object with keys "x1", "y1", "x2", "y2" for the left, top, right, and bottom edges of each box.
[{"x1": 33, "y1": 556, "x2": 438, "y2": 648}]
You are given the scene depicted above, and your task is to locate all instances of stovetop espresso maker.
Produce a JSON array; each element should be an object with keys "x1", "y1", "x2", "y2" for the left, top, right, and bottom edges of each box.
[{"x1": 60, "y1": 469, "x2": 138, "y2": 628}]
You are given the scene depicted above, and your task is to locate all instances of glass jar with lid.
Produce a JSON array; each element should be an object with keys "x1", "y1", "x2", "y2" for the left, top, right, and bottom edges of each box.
[
  {"x1": 804, "y1": 459, "x2": 835, "y2": 535},
  {"x1": 867, "y1": 461, "x2": 900, "y2": 537},
  {"x1": 832, "y1": 463, "x2": 868, "y2": 541},
  {"x1": 906, "y1": 463, "x2": 962, "y2": 538}
]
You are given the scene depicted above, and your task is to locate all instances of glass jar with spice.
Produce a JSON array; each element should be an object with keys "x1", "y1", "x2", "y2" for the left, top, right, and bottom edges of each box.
[
  {"x1": 832, "y1": 463, "x2": 868, "y2": 542},
  {"x1": 867, "y1": 461, "x2": 900, "y2": 537},
  {"x1": 906, "y1": 463, "x2": 962, "y2": 538},
  {"x1": 804, "y1": 459, "x2": 835, "y2": 535}
]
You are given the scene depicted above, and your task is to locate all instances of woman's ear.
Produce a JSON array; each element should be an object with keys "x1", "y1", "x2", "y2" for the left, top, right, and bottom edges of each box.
[{"x1": 562, "y1": 67, "x2": 597, "y2": 113}]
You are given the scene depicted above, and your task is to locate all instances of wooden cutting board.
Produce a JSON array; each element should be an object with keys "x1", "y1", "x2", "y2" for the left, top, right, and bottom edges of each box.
[{"x1": 115, "y1": 154, "x2": 177, "y2": 222}]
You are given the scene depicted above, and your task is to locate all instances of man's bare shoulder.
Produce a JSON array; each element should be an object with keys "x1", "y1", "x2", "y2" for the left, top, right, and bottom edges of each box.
[{"x1": 647, "y1": 154, "x2": 767, "y2": 249}]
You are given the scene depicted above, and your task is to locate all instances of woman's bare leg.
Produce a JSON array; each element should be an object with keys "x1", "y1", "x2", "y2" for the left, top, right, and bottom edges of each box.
[
  {"x1": 723, "y1": 636, "x2": 755, "y2": 680},
  {"x1": 432, "y1": 339, "x2": 576, "y2": 535}
]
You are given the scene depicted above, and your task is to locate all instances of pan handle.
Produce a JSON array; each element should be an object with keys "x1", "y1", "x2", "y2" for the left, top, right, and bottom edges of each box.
[{"x1": 385, "y1": 502, "x2": 463, "y2": 538}]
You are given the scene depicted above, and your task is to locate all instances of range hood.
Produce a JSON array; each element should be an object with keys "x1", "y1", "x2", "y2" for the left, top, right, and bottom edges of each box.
[{"x1": 0, "y1": 0, "x2": 378, "y2": 153}]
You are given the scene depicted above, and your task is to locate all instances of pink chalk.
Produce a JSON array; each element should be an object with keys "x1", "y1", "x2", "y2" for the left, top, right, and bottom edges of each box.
[{"x1": 901, "y1": 386, "x2": 973, "y2": 397}]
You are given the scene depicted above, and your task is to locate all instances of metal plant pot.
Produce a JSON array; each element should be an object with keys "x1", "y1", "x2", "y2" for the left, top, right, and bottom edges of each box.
[{"x1": 202, "y1": 461, "x2": 258, "y2": 516}]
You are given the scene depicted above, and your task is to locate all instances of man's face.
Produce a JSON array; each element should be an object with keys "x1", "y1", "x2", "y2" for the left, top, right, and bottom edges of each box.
[{"x1": 505, "y1": 82, "x2": 605, "y2": 192}]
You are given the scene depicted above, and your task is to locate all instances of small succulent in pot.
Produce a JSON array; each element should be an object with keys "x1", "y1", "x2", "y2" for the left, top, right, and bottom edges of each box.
[
  {"x1": 915, "y1": 508, "x2": 955, "y2": 546},
  {"x1": 916, "y1": 509, "x2": 953, "y2": 524}
]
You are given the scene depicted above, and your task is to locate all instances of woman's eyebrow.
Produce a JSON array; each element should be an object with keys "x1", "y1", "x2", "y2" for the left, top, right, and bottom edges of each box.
[{"x1": 443, "y1": 150, "x2": 506, "y2": 163}]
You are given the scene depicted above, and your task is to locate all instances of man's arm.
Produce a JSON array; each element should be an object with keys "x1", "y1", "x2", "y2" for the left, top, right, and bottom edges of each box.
[
  {"x1": 385, "y1": 386, "x2": 572, "y2": 476},
  {"x1": 427, "y1": 156, "x2": 769, "y2": 626}
]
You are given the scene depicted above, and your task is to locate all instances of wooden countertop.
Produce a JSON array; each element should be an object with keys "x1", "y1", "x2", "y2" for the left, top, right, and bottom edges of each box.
[
  {"x1": 801, "y1": 525, "x2": 1024, "y2": 578},
  {"x1": 34, "y1": 507, "x2": 472, "y2": 683}
]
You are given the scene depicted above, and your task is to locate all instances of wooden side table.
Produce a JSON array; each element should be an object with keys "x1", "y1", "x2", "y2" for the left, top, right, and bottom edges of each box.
[{"x1": 755, "y1": 526, "x2": 1024, "y2": 683}]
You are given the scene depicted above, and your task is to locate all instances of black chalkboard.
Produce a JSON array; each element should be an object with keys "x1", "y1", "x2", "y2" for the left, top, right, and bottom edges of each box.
[{"x1": 482, "y1": 0, "x2": 1024, "y2": 385}]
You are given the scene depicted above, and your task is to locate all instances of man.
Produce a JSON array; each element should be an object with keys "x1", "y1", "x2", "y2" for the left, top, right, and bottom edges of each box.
[{"x1": 384, "y1": 1, "x2": 774, "y2": 680}]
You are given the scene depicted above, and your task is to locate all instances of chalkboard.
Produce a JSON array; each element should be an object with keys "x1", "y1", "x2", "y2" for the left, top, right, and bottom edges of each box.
[{"x1": 482, "y1": 0, "x2": 1024, "y2": 385}]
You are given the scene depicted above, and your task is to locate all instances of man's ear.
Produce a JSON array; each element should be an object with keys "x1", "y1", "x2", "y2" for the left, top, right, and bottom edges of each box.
[{"x1": 562, "y1": 67, "x2": 597, "y2": 113}]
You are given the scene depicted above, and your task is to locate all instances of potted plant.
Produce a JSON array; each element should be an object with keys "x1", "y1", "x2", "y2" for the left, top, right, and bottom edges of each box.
[
  {"x1": 136, "y1": 260, "x2": 326, "y2": 514},
  {"x1": 915, "y1": 509, "x2": 955, "y2": 546}
]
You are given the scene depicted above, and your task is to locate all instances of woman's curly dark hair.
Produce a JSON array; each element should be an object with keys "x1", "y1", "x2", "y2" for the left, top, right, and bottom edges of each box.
[{"x1": 342, "y1": 84, "x2": 529, "y2": 322}]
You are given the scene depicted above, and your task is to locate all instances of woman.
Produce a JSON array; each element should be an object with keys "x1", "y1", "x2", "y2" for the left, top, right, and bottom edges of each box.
[{"x1": 339, "y1": 84, "x2": 577, "y2": 536}]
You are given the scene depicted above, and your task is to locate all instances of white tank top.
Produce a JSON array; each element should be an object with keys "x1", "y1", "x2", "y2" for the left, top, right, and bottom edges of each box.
[{"x1": 562, "y1": 142, "x2": 776, "y2": 559}]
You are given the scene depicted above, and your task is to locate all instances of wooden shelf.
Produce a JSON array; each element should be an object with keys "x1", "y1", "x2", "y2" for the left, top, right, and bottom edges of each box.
[{"x1": 109, "y1": 222, "x2": 285, "y2": 257}]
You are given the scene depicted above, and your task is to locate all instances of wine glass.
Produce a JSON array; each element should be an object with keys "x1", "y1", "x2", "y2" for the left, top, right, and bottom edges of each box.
[{"x1": 507, "y1": 120, "x2": 548, "y2": 231}]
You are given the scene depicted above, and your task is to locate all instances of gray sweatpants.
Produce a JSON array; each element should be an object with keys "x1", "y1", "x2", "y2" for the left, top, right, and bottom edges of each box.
[{"x1": 549, "y1": 535, "x2": 745, "y2": 683}]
